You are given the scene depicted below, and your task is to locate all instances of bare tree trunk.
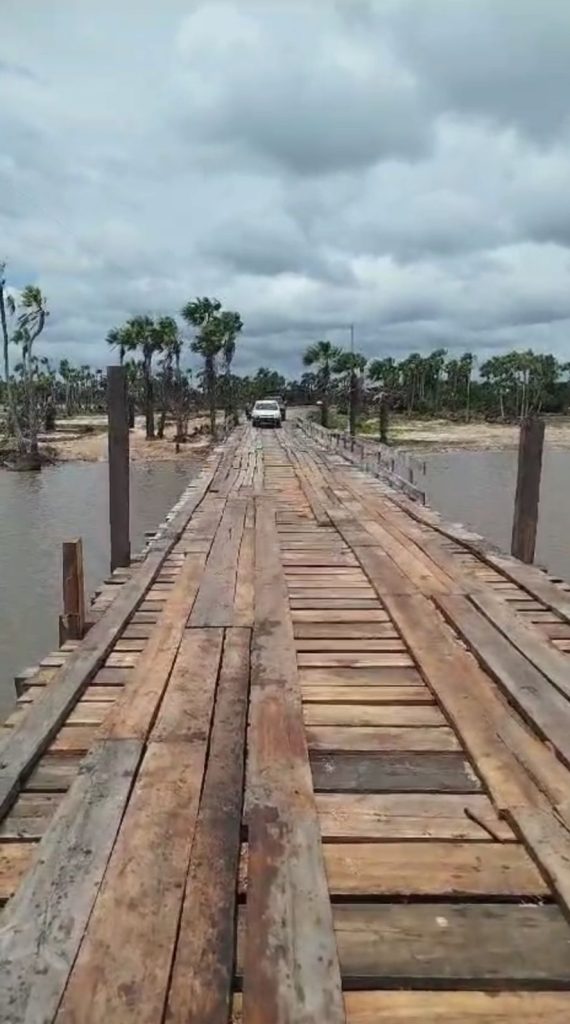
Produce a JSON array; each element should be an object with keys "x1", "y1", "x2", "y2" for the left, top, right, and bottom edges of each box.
[
  {"x1": 144, "y1": 357, "x2": 155, "y2": 439},
  {"x1": 206, "y1": 355, "x2": 216, "y2": 435},
  {"x1": 0, "y1": 279, "x2": 24, "y2": 451}
]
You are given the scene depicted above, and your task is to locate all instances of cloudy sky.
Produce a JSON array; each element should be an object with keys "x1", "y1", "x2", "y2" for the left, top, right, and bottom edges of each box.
[{"x1": 2, "y1": 0, "x2": 570, "y2": 376}]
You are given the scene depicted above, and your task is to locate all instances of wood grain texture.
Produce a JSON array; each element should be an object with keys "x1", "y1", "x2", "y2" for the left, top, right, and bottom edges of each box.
[
  {"x1": 0, "y1": 739, "x2": 142, "y2": 1024},
  {"x1": 310, "y1": 751, "x2": 481, "y2": 792},
  {"x1": 166, "y1": 628, "x2": 250, "y2": 1024},
  {"x1": 316, "y1": 793, "x2": 515, "y2": 840}
]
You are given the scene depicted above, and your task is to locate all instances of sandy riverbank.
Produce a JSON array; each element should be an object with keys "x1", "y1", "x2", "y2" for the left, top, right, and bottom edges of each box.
[
  {"x1": 38, "y1": 415, "x2": 215, "y2": 462},
  {"x1": 383, "y1": 415, "x2": 570, "y2": 452}
]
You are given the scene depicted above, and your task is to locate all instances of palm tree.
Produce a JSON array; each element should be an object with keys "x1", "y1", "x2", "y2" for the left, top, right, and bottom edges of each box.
[
  {"x1": 155, "y1": 316, "x2": 181, "y2": 439},
  {"x1": 0, "y1": 262, "x2": 24, "y2": 451},
  {"x1": 13, "y1": 285, "x2": 49, "y2": 460},
  {"x1": 181, "y1": 297, "x2": 222, "y2": 435},
  {"x1": 219, "y1": 310, "x2": 243, "y2": 425},
  {"x1": 106, "y1": 326, "x2": 128, "y2": 366},
  {"x1": 333, "y1": 350, "x2": 367, "y2": 437},
  {"x1": 302, "y1": 340, "x2": 341, "y2": 427}
]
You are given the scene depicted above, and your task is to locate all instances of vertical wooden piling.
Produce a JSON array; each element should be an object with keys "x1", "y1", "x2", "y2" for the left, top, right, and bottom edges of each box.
[
  {"x1": 511, "y1": 416, "x2": 545, "y2": 564},
  {"x1": 59, "y1": 539, "x2": 85, "y2": 643},
  {"x1": 107, "y1": 365, "x2": 130, "y2": 571}
]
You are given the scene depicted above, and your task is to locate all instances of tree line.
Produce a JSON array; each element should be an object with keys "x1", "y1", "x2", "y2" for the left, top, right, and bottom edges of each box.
[
  {"x1": 3, "y1": 256, "x2": 570, "y2": 468},
  {"x1": 301, "y1": 342, "x2": 570, "y2": 430}
]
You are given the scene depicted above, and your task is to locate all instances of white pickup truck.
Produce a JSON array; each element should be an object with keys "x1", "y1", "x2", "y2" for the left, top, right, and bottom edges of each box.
[{"x1": 251, "y1": 399, "x2": 282, "y2": 428}]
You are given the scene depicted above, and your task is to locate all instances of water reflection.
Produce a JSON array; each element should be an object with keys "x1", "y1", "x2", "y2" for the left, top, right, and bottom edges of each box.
[
  {"x1": 423, "y1": 448, "x2": 570, "y2": 583},
  {"x1": 0, "y1": 459, "x2": 201, "y2": 715}
]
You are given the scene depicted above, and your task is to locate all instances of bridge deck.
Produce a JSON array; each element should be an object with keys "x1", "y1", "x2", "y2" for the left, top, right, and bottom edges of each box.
[{"x1": 2, "y1": 424, "x2": 570, "y2": 1021}]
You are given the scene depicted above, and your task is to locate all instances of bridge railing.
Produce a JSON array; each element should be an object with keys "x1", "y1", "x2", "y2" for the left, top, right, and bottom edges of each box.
[{"x1": 296, "y1": 417, "x2": 426, "y2": 503}]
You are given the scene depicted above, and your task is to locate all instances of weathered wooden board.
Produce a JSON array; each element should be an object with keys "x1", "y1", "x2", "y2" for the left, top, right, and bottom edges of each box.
[
  {"x1": 167, "y1": 628, "x2": 250, "y2": 1024},
  {"x1": 0, "y1": 739, "x2": 142, "y2": 1024},
  {"x1": 294, "y1": 622, "x2": 398, "y2": 639},
  {"x1": 101, "y1": 554, "x2": 207, "y2": 740},
  {"x1": 438, "y1": 594, "x2": 570, "y2": 768},
  {"x1": 244, "y1": 497, "x2": 344, "y2": 1024},
  {"x1": 302, "y1": 685, "x2": 433, "y2": 704},
  {"x1": 321, "y1": 841, "x2": 548, "y2": 897},
  {"x1": 316, "y1": 793, "x2": 515, "y2": 840},
  {"x1": 307, "y1": 725, "x2": 461, "y2": 753},
  {"x1": 295, "y1": 638, "x2": 406, "y2": 651},
  {"x1": 310, "y1": 751, "x2": 481, "y2": 792},
  {"x1": 233, "y1": 990, "x2": 570, "y2": 1022},
  {"x1": 298, "y1": 653, "x2": 414, "y2": 668},
  {"x1": 299, "y1": 667, "x2": 423, "y2": 687},
  {"x1": 189, "y1": 499, "x2": 247, "y2": 627},
  {"x1": 24, "y1": 754, "x2": 83, "y2": 791},
  {"x1": 304, "y1": 704, "x2": 446, "y2": 727},
  {"x1": 0, "y1": 843, "x2": 36, "y2": 901}
]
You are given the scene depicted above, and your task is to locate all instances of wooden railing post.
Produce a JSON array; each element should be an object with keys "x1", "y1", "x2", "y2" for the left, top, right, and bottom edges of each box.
[
  {"x1": 59, "y1": 539, "x2": 85, "y2": 643},
  {"x1": 511, "y1": 416, "x2": 545, "y2": 564},
  {"x1": 107, "y1": 365, "x2": 130, "y2": 571}
]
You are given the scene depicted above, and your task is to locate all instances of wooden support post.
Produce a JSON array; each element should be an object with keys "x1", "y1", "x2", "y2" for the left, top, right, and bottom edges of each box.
[
  {"x1": 58, "y1": 539, "x2": 85, "y2": 644},
  {"x1": 408, "y1": 466, "x2": 414, "y2": 485},
  {"x1": 107, "y1": 365, "x2": 130, "y2": 572},
  {"x1": 511, "y1": 416, "x2": 545, "y2": 564}
]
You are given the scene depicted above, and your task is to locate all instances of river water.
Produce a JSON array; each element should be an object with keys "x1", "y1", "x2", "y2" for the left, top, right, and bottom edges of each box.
[
  {"x1": 422, "y1": 448, "x2": 570, "y2": 585},
  {"x1": 0, "y1": 459, "x2": 202, "y2": 717}
]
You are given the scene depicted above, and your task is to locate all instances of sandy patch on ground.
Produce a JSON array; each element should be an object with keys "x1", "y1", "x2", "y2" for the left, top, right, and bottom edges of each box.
[
  {"x1": 40, "y1": 415, "x2": 214, "y2": 462},
  {"x1": 386, "y1": 415, "x2": 570, "y2": 452}
]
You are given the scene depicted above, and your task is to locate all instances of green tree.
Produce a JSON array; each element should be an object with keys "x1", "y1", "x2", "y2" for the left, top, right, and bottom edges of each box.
[
  {"x1": 12, "y1": 284, "x2": 49, "y2": 462},
  {"x1": 333, "y1": 350, "x2": 367, "y2": 436},
  {"x1": 0, "y1": 262, "x2": 24, "y2": 450},
  {"x1": 302, "y1": 340, "x2": 341, "y2": 427},
  {"x1": 181, "y1": 297, "x2": 222, "y2": 435},
  {"x1": 219, "y1": 310, "x2": 243, "y2": 425}
]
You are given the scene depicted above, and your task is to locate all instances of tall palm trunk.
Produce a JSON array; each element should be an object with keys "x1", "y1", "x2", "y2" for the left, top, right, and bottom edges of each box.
[
  {"x1": 143, "y1": 354, "x2": 155, "y2": 439},
  {"x1": 0, "y1": 281, "x2": 24, "y2": 451},
  {"x1": 321, "y1": 363, "x2": 330, "y2": 427},
  {"x1": 205, "y1": 353, "x2": 216, "y2": 435}
]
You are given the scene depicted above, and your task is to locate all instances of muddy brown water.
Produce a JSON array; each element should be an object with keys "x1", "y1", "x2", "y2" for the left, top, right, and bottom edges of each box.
[
  {"x1": 0, "y1": 459, "x2": 203, "y2": 717},
  {"x1": 422, "y1": 448, "x2": 570, "y2": 585}
]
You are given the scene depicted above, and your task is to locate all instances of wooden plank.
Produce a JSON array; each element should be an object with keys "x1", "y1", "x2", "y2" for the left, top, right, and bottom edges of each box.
[
  {"x1": 438, "y1": 594, "x2": 570, "y2": 769},
  {"x1": 294, "y1": 623, "x2": 398, "y2": 639},
  {"x1": 302, "y1": 685, "x2": 432, "y2": 704},
  {"x1": 0, "y1": 842, "x2": 35, "y2": 901},
  {"x1": 292, "y1": 609, "x2": 389, "y2": 622},
  {"x1": 150, "y1": 628, "x2": 223, "y2": 742},
  {"x1": 316, "y1": 793, "x2": 515, "y2": 840},
  {"x1": 189, "y1": 498, "x2": 247, "y2": 627},
  {"x1": 295, "y1": 639, "x2": 405, "y2": 651},
  {"x1": 326, "y1": 903, "x2": 570, "y2": 985},
  {"x1": 298, "y1": 653, "x2": 413, "y2": 668},
  {"x1": 307, "y1": 726, "x2": 460, "y2": 752},
  {"x1": 299, "y1": 667, "x2": 423, "y2": 687},
  {"x1": 166, "y1": 627, "x2": 250, "y2": 1024},
  {"x1": 237, "y1": 902, "x2": 570, "y2": 982},
  {"x1": 233, "y1": 991, "x2": 570, "y2": 1023},
  {"x1": 471, "y1": 589, "x2": 570, "y2": 701},
  {"x1": 101, "y1": 554, "x2": 207, "y2": 741},
  {"x1": 304, "y1": 704, "x2": 445, "y2": 727},
  {"x1": 244, "y1": 496, "x2": 344, "y2": 1024},
  {"x1": 0, "y1": 739, "x2": 142, "y2": 1024},
  {"x1": 336, "y1": 991, "x2": 570, "y2": 1023},
  {"x1": 25, "y1": 754, "x2": 82, "y2": 791},
  {"x1": 321, "y1": 841, "x2": 548, "y2": 897},
  {"x1": 234, "y1": 520, "x2": 255, "y2": 627},
  {"x1": 310, "y1": 751, "x2": 481, "y2": 792}
]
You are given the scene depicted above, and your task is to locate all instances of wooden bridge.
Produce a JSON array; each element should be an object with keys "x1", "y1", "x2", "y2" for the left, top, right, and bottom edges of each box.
[{"x1": 2, "y1": 422, "x2": 570, "y2": 1022}]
